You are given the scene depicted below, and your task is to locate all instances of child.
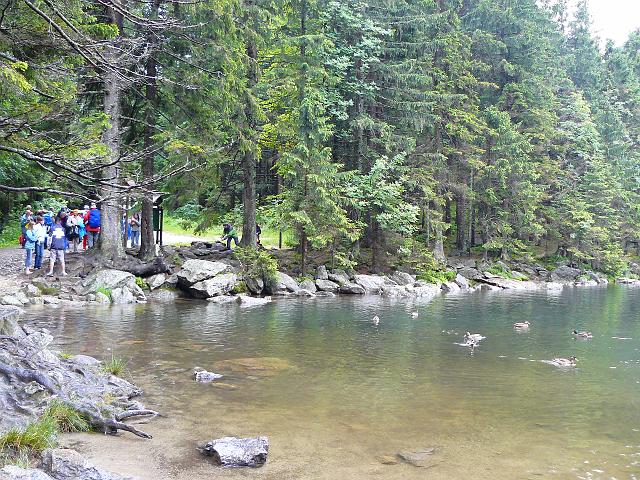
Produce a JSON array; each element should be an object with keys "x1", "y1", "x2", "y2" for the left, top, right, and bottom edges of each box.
[
  {"x1": 47, "y1": 217, "x2": 67, "y2": 277},
  {"x1": 23, "y1": 221, "x2": 37, "y2": 274}
]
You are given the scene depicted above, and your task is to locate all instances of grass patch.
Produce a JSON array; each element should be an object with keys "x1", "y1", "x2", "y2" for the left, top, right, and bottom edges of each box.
[
  {"x1": 96, "y1": 286, "x2": 112, "y2": 300},
  {"x1": 101, "y1": 354, "x2": 127, "y2": 376},
  {"x1": 135, "y1": 276, "x2": 147, "y2": 290},
  {"x1": 43, "y1": 400, "x2": 89, "y2": 434},
  {"x1": 416, "y1": 269, "x2": 456, "y2": 284},
  {"x1": 0, "y1": 219, "x2": 21, "y2": 249},
  {"x1": 58, "y1": 351, "x2": 73, "y2": 360},
  {"x1": 0, "y1": 416, "x2": 57, "y2": 454}
]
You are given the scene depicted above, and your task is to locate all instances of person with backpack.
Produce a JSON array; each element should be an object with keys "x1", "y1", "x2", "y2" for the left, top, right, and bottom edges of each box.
[
  {"x1": 20, "y1": 207, "x2": 33, "y2": 248},
  {"x1": 23, "y1": 220, "x2": 37, "y2": 274},
  {"x1": 33, "y1": 215, "x2": 47, "y2": 270},
  {"x1": 76, "y1": 211, "x2": 86, "y2": 251},
  {"x1": 84, "y1": 203, "x2": 101, "y2": 248},
  {"x1": 66, "y1": 209, "x2": 82, "y2": 253},
  {"x1": 46, "y1": 216, "x2": 67, "y2": 276}
]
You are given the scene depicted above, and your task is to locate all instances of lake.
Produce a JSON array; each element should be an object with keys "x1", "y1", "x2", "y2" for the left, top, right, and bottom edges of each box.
[{"x1": 25, "y1": 286, "x2": 640, "y2": 479}]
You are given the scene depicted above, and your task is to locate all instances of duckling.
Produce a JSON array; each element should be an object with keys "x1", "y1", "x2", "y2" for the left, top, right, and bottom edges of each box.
[
  {"x1": 572, "y1": 329, "x2": 593, "y2": 339},
  {"x1": 513, "y1": 321, "x2": 530, "y2": 329},
  {"x1": 372, "y1": 315, "x2": 380, "y2": 326},
  {"x1": 410, "y1": 311, "x2": 419, "y2": 318},
  {"x1": 548, "y1": 356, "x2": 577, "y2": 367},
  {"x1": 464, "y1": 331, "x2": 485, "y2": 343}
]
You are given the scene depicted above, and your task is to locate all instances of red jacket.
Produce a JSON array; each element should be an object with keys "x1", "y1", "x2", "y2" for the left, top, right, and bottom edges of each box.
[{"x1": 84, "y1": 209, "x2": 101, "y2": 233}]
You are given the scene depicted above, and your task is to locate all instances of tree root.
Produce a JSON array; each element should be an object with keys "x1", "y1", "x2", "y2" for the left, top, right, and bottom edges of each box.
[{"x1": 0, "y1": 362, "x2": 154, "y2": 439}]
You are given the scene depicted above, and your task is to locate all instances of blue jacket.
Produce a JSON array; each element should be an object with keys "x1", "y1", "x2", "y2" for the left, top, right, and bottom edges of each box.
[
  {"x1": 24, "y1": 230, "x2": 37, "y2": 250},
  {"x1": 50, "y1": 224, "x2": 66, "y2": 250}
]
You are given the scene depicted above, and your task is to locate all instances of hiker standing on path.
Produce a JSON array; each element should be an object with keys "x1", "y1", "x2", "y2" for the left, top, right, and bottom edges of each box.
[
  {"x1": 20, "y1": 207, "x2": 33, "y2": 248},
  {"x1": 23, "y1": 220, "x2": 37, "y2": 274},
  {"x1": 84, "y1": 203, "x2": 101, "y2": 248},
  {"x1": 33, "y1": 215, "x2": 47, "y2": 270},
  {"x1": 221, "y1": 223, "x2": 239, "y2": 250},
  {"x1": 47, "y1": 217, "x2": 67, "y2": 276},
  {"x1": 130, "y1": 212, "x2": 141, "y2": 248}
]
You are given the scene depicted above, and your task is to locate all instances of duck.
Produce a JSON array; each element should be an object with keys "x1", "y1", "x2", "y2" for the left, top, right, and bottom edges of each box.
[
  {"x1": 464, "y1": 331, "x2": 485, "y2": 343},
  {"x1": 513, "y1": 321, "x2": 530, "y2": 329},
  {"x1": 410, "y1": 311, "x2": 419, "y2": 318},
  {"x1": 194, "y1": 370, "x2": 223, "y2": 383},
  {"x1": 548, "y1": 356, "x2": 577, "y2": 367},
  {"x1": 572, "y1": 329, "x2": 593, "y2": 339},
  {"x1": 372, "y1": 315, "x2": 380, "y2": 326}
]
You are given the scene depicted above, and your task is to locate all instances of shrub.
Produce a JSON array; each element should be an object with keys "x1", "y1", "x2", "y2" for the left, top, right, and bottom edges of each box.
[
  {"x1": 232, "y1": 281, "x2": 248, "y2": 294},
  {"x1": 96, "y1": 286, "x2": 112, "y2": 300},
  {"x1": 234, "y1": 247, "x2": 278, "y2": 283},
  {"x1": 58, "y1": 351, "x2": 73, "y2": 359},
  {"x1": 135, "y1": 277, "x2": 147, "y2": 290},
  {"x1": 101, "y1": 355, "x2": 127, "y2": 376}
]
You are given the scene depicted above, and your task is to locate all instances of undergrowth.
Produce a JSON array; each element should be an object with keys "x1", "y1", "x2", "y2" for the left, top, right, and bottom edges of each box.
[{"x1": 101, "y1": 354, "x2": 127, "y2": 376}]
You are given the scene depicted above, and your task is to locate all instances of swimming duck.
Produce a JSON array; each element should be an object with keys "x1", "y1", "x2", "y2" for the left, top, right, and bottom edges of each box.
[
  {"x1": 548, "y1": 356, "x2": 577, "y2": 367},
  {"x1": 464, "y1": 331, "x2": 485, "y2": 343},
  {"x1": 410, "y1": 311, "x2": 419, "y2": 318},
  {"x1": 572, "y1": 329, "x2": 593, "y2": 339},
  {"x1": 513, "y1": 321, "x2": 530, "y2": 329},
  {"x1": 194, "y1": 370, "x2": 223, "y2": 383},
  {"x1": 372, "y1": 315, "x2": 380, "y2": 326}
]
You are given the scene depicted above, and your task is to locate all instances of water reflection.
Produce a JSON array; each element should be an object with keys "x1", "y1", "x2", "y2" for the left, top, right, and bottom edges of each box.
[{"x1": 26, "y1": 286, "x2": 640, "y2": 479}]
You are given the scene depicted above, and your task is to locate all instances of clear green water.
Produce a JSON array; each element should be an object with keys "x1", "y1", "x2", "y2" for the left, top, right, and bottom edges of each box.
[{"x1": 26, "y1": 287, "x2": 640, "y2": 479}]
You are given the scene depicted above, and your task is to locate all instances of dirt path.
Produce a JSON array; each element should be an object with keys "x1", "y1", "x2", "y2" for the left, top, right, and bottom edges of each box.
[{"x1": 0, "y1": 246, "x2": 29, "y2": 296}]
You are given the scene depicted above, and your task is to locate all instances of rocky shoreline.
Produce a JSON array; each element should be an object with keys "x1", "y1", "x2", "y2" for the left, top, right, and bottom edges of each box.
[{"x1": 3, "y1": 242, "x2": 640, "y2": 310}]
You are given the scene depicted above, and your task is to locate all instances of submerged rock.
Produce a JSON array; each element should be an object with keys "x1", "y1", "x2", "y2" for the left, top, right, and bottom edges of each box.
[
  {"x1": 42, "y1": 448, "x2": 132, "y2": 480},
  {"x1": 397, "y1": 447, "x2": 439, "y2": 468},
  {"x1": 199, "y1": 436, "x2": 269, "y2": 467},
  {"x1": 236, "y1": 295, "x2": 272, "y2": 307},
  {"x1": 213, "y1": 357, "x2": 294, "y2": 376}
]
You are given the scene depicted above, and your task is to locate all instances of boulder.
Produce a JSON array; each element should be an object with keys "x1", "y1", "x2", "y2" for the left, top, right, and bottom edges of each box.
[
  {"x1": 299, "y1": 279, "x2": 317, "y2": 292},
  {"x1": 454, "y1": 274, "x2": 469, "y2": 290},
  {"x1": 148, "y1": 288, "x2": 181, "y2": 302},
  {"x1": 315, "y1": 279, "x2": 339, "y2": 292},
  {"x1": 548, "y1": 266, "x2": 582, "y2": 283},
  {"x1": 70, "y1": 355, "x2": 102, "y2": 368},
  {"x1": 2, "y1": 295, "x2": 25, "y2": 307},
  {"x1": 236, "y1": 295, "x2": 272, "y2": 307},
  {"x1": 165, "y1": 274, "x2": 179, "y2": 287},
  {"x1": 617, "y1": 277, "x2": 640, "y2": 286},
  {"x1": 441, "y1": 282, "x2": 460, "y2": 293},
  {"x1": 353, "y1": 274, "x2": 386, "y2": 294},
  {"x1": 81, "y1": 269, "x2": 137, "y2": 296},
  {"x1": 294, "y1": 289, "x2": 316, "y2": 297},
  {"x1": 390, "y1": 271, "x2": 415, "y2": 286},
  {"x1": 339, "y1": 282, "x2": 366, "y2": 295},
  {"x1": 23, "y1": 284, "x2": 41, "y2": 298},
  {"x1": 245, "y1": 277, "x2": 264, "y2": 295},
  {"x1": 110, "y1": 288, "x2": 135, "y2": 305},
  {"x1": 176, "y1": 260, "x2": 230, "y2": 287},
  {"x1": 146, "y1": 274, "x2": 166, "y2": 291},
  {"x1": 189, "y1": 273, "x2": 237, "y2": 299},
  {"x1": 42, "y1": 448, "x2": 131, "y2": 480},
  {"x1": 0, "y1": 466, "x2": 54, "y2": 480},
  {"x1": 199, "y1": 437, "x2": 269, "y2": 467},
  {"x1": 315, "y1": 265, "x2": 328, "y2": 280},
  {"x1": 94, "y1": 292, "x2": 111, "y2": 304},
  {"x1": 328, "y1": 271, "x2": 349, "y2": 285},
  {"x1": 458, "y1": 267, "x2": 482, "y2": 281},
  {"x1": 0, "y1": 306, "x2": 25, "y2": 337},
  {"x1": 207, "y1": 295, "x2": 238, "y2": 305},
  {"x1": 265, "y1": 272, "x2": 299, "y2": 295}
]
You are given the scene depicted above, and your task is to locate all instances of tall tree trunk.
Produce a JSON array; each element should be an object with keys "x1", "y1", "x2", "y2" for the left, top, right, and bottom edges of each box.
[
  {"x1": 241, "y1": 19, "x2": 258, "y2": 248},
  {"x1": 455, "y1": 193, "x2": 466, "y2": 252},
  {"x1": 99, "y1": 4, "x2": 125, "y2": 261},
  {"x1": 139, "y1": 0, "x2": 161, "y2": 260}
]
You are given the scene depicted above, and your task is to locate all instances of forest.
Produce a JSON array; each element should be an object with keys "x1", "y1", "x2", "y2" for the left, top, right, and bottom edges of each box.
[{"x1": 1, "y1": 0, "x2": 639, "y2": 275}]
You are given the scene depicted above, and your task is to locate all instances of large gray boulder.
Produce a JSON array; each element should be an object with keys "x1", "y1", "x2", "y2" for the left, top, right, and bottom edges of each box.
[
  {"x1": 353, "y1": 274, "x2": 386, "y2": 294},
  {"x1": 245, "y1": 277, "x2": 264, "y2": 295},
  {"x1": 42, "y1": 449, "x2": 131, "y2": 480},
  {"x1": 390, "y1": 271, "x2": 415, "y2": 286},
  {"x1": 315, "y1": 279, "x2": 339, "y2": 292},
  {"x1": 548, "y1": 266, "x2": 582, "y2": 283},
  {"x1": 0, "y1": 466, "x2": 55, "y2": 480},
  {"x1": 236, "y1": 295, "x2": 272, "y2": 307},
  {"x1": 265, "y1": 272, "x2": 299, "y2": 295},
  {"x1": 189, "y1": 273, "x2": 237, "y2": 299},
  {"x1": 145, "y1": 274, "x2": 166, "y2": 291},
  {"x1": 328, "y1": 270, "x2": 349, "y2": 285},
  {"x1": 0, "y1": 306, "x2": 25, "y2": 337},
  {"x1": 454, "y1": 274, "x2": 469, "y2": 290},
  {"x1": 315, "y1": 265, "x2": 328, "y2": 280},
  {"x1": 177, "y1": 260, "x2": 230, "y2": 287},
  {"x1": 110, "y1": 287, "x2": 135, "y2": 305},
  {"x1": 2, "y1": 295, "x2": 25, "y2": 307},
  {"x1": 199, "y1": 436, "x2": 269, "y2": 467},
  {"x1": 81, "y1": 269, "x2": 136, "y2": 295},
  {"x1": 458, "y1": 267, "x2": 482, "y2": 281},
  {"x1": 299, "y1": 279, "x2": 317, "y2": 292},
  {"x1": 339, "y1": 282, "x2": 366, "y2": 294}
]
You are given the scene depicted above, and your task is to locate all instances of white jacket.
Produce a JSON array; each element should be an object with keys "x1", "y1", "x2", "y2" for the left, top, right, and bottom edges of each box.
[{"x1": 33, "y1": 223, "x2": 47, "y2": 243}]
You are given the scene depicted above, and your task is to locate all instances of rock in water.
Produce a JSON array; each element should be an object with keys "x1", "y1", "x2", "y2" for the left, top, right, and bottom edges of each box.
[
  {"x1": 0, "y1": 465, "x2": 55, "y2": 480},
  {"x1": 194, "y1": 370, "x2": 223, "y2": 383},
  {"x1": 176, "y1": 260, "x2": 231, "y2": 287},
  {"x1": 42, "y1": 449, "x2": 131, "y2": 480},
  {"x1": 199, "y1": 436, "x2": 269, "y2": 467},
  {"x1": 397, "y1": 447, "x2": 439, "y2": 468}
]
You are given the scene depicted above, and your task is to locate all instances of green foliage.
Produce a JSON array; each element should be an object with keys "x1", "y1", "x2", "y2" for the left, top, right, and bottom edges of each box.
[
  {"x1": 101, "y1": 355, "x2": 127, "y2": 376},
  {"x1": 397, "y1": 240, "x2": 454, "y2": 284},
  {"x1": 58, "y1": 351, "x2": 73, "y2": 360},
  {"x1": 96, "y1": 287, "x2": 112, "y2": 300},
  {"x1": 0, "y1": 416, "x2": 57, "y2": 454},
  {"x1": 43, "y1": 400, "x2": 89, "y2": 434},
  {"x1": 234, "y1": 247, "x2": 278, "y2": 283},
  {"x1": 135, "y1": 277, "x2": 146, "y2": 290},
  {"x1": 0, "y1": 219, "x2": 21, "y2": 249}
]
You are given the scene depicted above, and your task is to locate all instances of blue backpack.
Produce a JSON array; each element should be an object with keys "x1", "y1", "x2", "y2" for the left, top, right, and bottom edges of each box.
[{"x1": 88, "y1": 208, "x2": 101, "y2": 228}]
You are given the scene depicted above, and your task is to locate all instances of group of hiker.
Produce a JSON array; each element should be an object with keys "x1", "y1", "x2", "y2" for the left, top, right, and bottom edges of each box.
[{"x1": 20, "y1": 204, "x2": 101, "y2": 275}]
